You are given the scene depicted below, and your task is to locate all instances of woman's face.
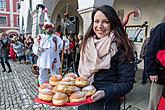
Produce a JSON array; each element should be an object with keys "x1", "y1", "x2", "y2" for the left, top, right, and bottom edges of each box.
[{"x1": 93, "y1": 11, "x2": 111, "y2": 38}]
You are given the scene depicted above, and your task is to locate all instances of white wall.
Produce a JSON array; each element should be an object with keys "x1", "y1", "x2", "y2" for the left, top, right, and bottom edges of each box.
[
  {"x1": 19, "y1": 0, "x2": 31, "y2": 34},
  {"x1": 113, "y1": 0, "x2": 165, "y2": 69},
  {"x1": 51, "y1": 0, "x2": 83, "y2": 34},
  {"x1": 31, "y1": 0, "x2": 43, "y2": 11},
  {"x1": 114, "y1": 0, "x2": 165, "y2": 34},
  {"x1": 78, "y1": 0, "x2": 94, "y2": 11},
  {"x1": 43, "y1": 0, "x2": 57, "y2": 16}
]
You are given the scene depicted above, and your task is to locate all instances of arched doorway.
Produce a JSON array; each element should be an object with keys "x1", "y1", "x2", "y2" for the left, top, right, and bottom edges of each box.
[{"x1": 51, "y1": 0, "x2": 83, "y2": 35}]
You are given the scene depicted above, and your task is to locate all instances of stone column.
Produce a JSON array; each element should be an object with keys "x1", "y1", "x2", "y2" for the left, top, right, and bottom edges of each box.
[
  {"x1": 77, "y1": 0, "x2": 114, "y2": 34},
  {"x1": 31, "y1": 10, "x2": 38, "y2": 38}
]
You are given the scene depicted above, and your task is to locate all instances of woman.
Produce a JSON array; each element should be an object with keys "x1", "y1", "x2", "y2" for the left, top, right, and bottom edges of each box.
[
  {"x1": 13, "y1": 38, "x2": 26, "y2": 64},
  {"x1": 78, "y1": 5, "x2": 135, "y2": 110},
  {"x1": 24, "y1": 35, "x2": 33, "y2": 64},
  {"x1": 75, "y1": 34, "x2": 83, "y2": 71},
  {"x1": 9, "y1": 41, "x2": 16, "y2": 62}
]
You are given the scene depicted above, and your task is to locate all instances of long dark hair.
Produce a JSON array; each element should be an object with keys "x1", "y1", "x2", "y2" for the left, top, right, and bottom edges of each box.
[{"x1": 81, "y1": 5, "x2": 133, "y2": 62}]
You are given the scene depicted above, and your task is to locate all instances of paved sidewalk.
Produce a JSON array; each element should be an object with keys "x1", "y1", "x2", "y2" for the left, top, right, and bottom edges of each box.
[
  {"x1": 120, "y1": 69, "x2": 150, "y2": 110},
  {"x1": 0, "y1": 61, "x2": 150, "y2": 110},
  {"x1": 121, "y1": 83, "x2": 150, "y2": 110},
  {"x1": 0, "y1": 61, "x2": 71, "y2": 110}
]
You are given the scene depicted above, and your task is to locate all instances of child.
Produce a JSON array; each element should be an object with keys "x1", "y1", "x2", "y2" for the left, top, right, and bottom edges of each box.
[{"x1": 9, "y1": 42, "x2": 16, "y2": 62}]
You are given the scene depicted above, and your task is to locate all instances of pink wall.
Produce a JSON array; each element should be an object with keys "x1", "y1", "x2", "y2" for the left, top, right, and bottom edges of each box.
[
  {"x1": 0, "y1": 0, "x2": 19, "y2": 35},
  {"x1": 13, "y1": 14, "x2": 19, "y2": 27},
  {"x1": 6, "y1": 0, "x2": 10, "y2": 12},
  {"x1": 13, "y1": 0, "x2": 19, "y2": 12},
  {"x1": 0, "y1": 0, "x2": 19, "y2": 12}
]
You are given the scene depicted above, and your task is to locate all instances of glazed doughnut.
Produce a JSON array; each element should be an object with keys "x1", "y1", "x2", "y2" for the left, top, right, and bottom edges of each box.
[
  {"x1": 49, "y1": 75, "x2": 62, "y2": 86},
  {"x1": 39, "y1": 83, "x2": 53, "y2": 92},
  {"x1": 38, "y1": 90, "x2": 55, "y2": 101},
  {"x1": 56, "y1": 84, "x2": 77, "y2": 93},
  {"x1": 82, "y1": 85, "x2": 96, "y2": 96},
  {"x1": 75, "y1": 77, "x2": 89, "y2": 87},
  {"x1": 65, "y1": 72, "x2": 78, "y2": 79},
  {"x1": 52, "y1": 92, "x2": 68, "y2": 105},
  {"x1": 57, "y1": 77, "x2": 77, "y2": 93},
  {"x1": 52, "y1": 86, "x2": 58, "y2": 93},
  {"x1": 38, "y1": 83, "x2": 54, "y2": 101},
  {"x1": 69, "y1": 91, "x2": 86, "y2": 103},
  {"x1": 59, "y1": 77, "x2": 75, "y2": 86}
]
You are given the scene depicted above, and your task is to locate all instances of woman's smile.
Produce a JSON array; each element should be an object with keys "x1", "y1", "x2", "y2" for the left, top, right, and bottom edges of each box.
[{"x1": 93, "y1": 11, "x2": 111, "y2": 38}]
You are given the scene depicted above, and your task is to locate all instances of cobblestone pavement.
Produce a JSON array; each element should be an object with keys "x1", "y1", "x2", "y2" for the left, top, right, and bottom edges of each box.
[{"x1": 0, "y1": 61, "x2": 77, "y2": 110}]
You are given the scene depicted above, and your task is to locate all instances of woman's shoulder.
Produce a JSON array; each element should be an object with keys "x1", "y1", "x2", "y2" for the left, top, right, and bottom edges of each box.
[
  {"x1": 113, "y1": 48, "x2": 124, "y2": 57},
  {"x1": 113, "y1": 47, "x2": 133, "y2": 63}
]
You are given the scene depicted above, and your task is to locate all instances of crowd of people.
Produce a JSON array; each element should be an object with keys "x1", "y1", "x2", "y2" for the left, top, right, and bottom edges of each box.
[
  {"x1": 1, "y1": 5, "x2": 165, "y2": 110},
  {"x1": 0, "y1": 32, "x2": 38, "y2": 72},
  {"x1": 0, "y1": 31, "x2": 82, "y2": 72}
]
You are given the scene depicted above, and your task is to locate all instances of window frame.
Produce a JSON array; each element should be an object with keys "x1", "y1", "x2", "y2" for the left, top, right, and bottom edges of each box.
[
  {"x1": 17, "y1": 16, "x2": 19, "y2": 26},
  {"x1": 0, "y1": 16, "x2": 8, "y2": 26},
  {"x1": 0, "y1": 0, "x2": 6, "y2": 9},
  {"x1": 125, "y1": 25, "x2": 148, "y2": 43},
  {"x1": 16, "y1": 2, "x2": 20, "y2": 12}
]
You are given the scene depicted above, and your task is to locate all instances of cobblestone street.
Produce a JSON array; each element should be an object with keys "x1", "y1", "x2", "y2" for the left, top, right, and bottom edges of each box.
[{"x1": 0, "y1": 61, "x2": 77, "y2": 110}]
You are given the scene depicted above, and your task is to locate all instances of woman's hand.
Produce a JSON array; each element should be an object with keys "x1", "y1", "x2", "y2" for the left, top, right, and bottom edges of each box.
[
  {"x1": 150, "y1": 75, "x2": 158, "y2": 82},
  {"x1": 91, "y1": 90, "x2": 105, "y2": 102}
]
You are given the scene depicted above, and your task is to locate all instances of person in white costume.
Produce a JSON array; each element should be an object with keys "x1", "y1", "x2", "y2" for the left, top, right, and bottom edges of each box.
[{"x1": 33, "y1": 8, "x2": 63, "y2": 84}]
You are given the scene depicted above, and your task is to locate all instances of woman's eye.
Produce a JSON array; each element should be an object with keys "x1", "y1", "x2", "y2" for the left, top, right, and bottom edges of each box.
[
  {"x1": 94, "y1": 20, "x2": 99, "y2": 23},
  {"x1": 104, "y1": 21, "x2": 109, "y2": 24}
]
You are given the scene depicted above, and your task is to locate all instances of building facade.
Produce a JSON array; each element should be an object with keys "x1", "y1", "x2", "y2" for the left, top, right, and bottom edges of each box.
[
  {"x1": 19, "y1": 0, "x2": 165, "y2": 69},
  {"x1": 0, "y1": 0, "x2": 19, "y2": 36}
]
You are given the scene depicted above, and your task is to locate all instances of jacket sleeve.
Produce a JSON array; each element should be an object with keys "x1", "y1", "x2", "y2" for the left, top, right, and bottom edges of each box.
[
  {"x1": 145, "y1": 23, "x2": 165, "y2": 76},
  {"x1": 139, "y1": 38, "x2": 149, "y2": 59},
  {"x1": 103, "y1": 52, "x2": 135, "y2": 101}
]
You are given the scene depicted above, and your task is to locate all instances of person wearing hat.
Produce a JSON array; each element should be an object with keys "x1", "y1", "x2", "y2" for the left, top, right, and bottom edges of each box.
[{"x1": 33, "y1": 8, "x2": 63, "y2": 84}]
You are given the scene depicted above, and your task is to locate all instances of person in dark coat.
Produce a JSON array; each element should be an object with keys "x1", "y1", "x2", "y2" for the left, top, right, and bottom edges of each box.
[
  {"x1": 0, "y1": 32, "x2": 12, "y2": 73},
  {"x1": 78, "y1": 5, "x2": 135, "y2": 110},
  {"x1": 139, "y1": 37, "x2": 150, "y2": 84},
  {"x1": 145, "y1": 22, "x2": 165, "y2": 110}
]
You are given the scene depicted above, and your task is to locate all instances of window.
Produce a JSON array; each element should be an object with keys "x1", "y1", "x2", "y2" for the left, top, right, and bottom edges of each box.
[
  {"x1": 16, "y1": 2, "x2": 20, "y2": 11},
  {"x1": 125, "y1": 25, "x2": 148, "y2": 43},
  {"x1": 0, "y1": 0, "x2": 6, "y2": 9},
  {"x1": 17, "y1": 17, "x2": 19, "y2": 26},
  {"x1": 0, "y1": 16, "x2": 7, "y2": 26}
]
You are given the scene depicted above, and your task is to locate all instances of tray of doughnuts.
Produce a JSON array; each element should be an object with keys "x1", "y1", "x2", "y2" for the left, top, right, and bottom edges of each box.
[{"x1": 33, "y1": 73, "x2": 96, "y2": 107}]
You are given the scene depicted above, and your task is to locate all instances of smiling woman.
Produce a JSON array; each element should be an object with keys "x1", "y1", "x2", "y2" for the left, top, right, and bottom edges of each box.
[
  {"x1": 78, "y1": 5, "x2": 135, "y2": 110},
  {"x1": 93, "y1": 11, "x2": 111, "y2": 38}
]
